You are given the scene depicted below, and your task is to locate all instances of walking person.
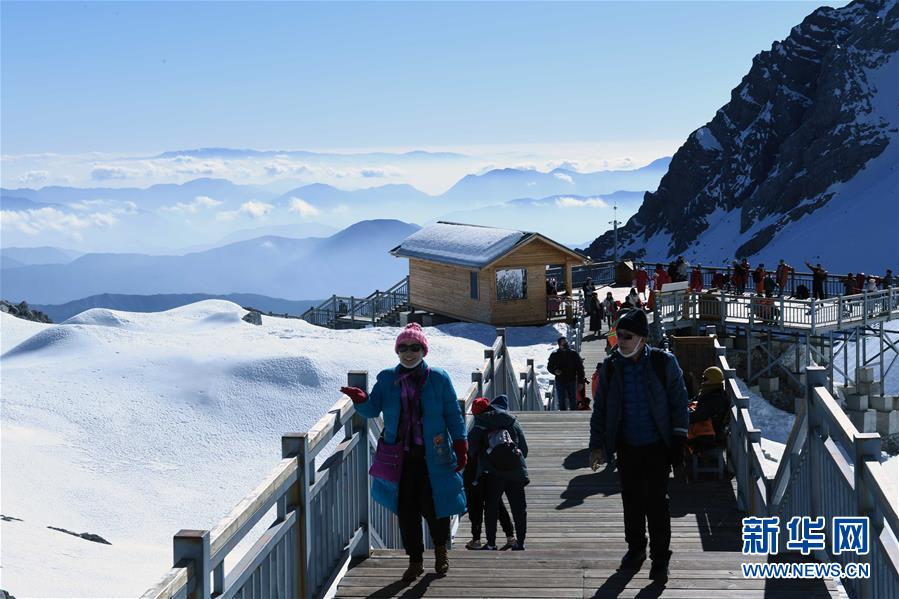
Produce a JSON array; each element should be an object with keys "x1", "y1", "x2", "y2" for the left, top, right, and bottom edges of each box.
[
  {"x1": 805, "y1": 261, "x2": 828, "y2": 300},
  {"x1": 588, "y1": 309, "x2": 689, "y2": 581},
  {"x1": 469, "y1": 394, "x2": 529, "y2": 551},
  {"x1": 340, "y1": 323, "x2": 468, "y2": 582},
  {"x1": 548, "y1": 336, "x2": 585, "y2": 411},
  {"x1": 464, "y1": 397, "x2": 516, "y2": 550}
]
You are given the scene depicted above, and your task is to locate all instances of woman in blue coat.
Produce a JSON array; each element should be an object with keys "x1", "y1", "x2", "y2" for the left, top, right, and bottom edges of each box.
[{"x1": 341, "y1": 323, "x2": 467, "y2": 583}]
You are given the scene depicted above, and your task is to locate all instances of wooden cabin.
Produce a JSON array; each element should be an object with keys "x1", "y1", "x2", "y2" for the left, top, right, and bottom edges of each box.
[{"x1": 390, "y1": 222, "x2": 589, "y2": 326}]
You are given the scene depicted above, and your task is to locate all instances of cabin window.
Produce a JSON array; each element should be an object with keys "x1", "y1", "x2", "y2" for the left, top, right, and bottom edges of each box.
[
  {"x1": 470, "y1": 271, "x2": 479, "y2": 300},
  {"x1": 496, "y1": 268, "x2": 527, "y2": 301}
]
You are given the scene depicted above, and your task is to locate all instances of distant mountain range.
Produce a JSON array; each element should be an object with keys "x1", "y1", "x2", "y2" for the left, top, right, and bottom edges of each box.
[
  {"x1": 441, "y1": 158, "x2": 670, "y2": 208},
  {"x1": 584, "y1": 0, "x2": 899, "y2": 272},
  {"x1": 0, "y1": 219, "x2": 419, "y2": 304},
  {"x1": 31, "y1": 293, "x2": 322, "y2": 323},
  {"x1": 1, "y1": 158, "x2": 671, "y2": 252}
]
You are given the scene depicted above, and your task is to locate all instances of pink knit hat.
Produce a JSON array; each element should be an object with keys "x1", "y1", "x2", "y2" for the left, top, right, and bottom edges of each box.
[{"x1": 395, "y1": 323, "x2": 429, "y2": 356}]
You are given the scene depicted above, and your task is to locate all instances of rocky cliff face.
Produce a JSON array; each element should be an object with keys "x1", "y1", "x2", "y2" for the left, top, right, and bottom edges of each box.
[{"x1": 584, "y1": 0, "x2": 898, "y2": 265}]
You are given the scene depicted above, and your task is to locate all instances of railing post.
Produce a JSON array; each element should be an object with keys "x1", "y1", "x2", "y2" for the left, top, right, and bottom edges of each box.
[
  {"x1": 348, "y1": 371, "x2": 371, "y2": 559},
  {"x1": 484, "y1": 349, "x2": 496, "y2": 396},
  {"x1": 472, "y1": 371, "x2": 483, "y2": 399},
  {"x1": 173, "y1": 530, "x2": 210, "y2": 599},
  {"x1": 853, "y1": 431, "x2": 881, "y2": 599},
  {"x1": 283, "y1": 432, "x2": 311, "y2": 599},
  {"x1": 720, "y1": 289, "x2": 727, "y2": 328},
  {"x1": 805, "y1": 367, "x2": 827, "y2": 524},
  {"x1": 350, "y1": 296, "x2": 356, "y2": 323},
  {"x1": 863, "y1": 289, "x2": 868, "y2": 326},
  {"x1": 810, "y1": 298, "x2": 817, "y2": 334}
]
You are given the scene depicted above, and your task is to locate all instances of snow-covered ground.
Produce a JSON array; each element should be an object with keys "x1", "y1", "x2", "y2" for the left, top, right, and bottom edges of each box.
[{"x1": 0, "y1": 303, "x2": 564, "y2": 597}]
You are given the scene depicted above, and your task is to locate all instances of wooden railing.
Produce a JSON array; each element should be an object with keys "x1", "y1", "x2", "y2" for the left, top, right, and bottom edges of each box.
[
  {"x1": 651, "y1": 287, "x2": 899, "y2": 334},
  {"x1": 701, "y1": 320, "x2": 899, "y2": 598},
  {"x1": 143, "y1": 328, "x2": 545, "y2": 599},
  {"x1": 300, "y1": 276, "x2": 410, "y2": 329}
]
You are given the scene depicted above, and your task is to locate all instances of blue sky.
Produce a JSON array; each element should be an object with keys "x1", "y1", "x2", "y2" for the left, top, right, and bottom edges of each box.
[{"x1": 2, "y1": 1, "x2": 846, "y2": 155}]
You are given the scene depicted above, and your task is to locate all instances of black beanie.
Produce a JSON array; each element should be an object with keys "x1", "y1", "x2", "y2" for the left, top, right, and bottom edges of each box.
[{"x1": 617, "y1": 308, "x2": 649, "y2": 337}]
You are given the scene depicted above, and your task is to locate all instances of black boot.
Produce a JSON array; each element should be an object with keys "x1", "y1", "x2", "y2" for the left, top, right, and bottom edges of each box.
[
  {"x1": 649, "y1": 550, "x2": 671, "y2": 581},
  {"x1": 619, "y1": 547, "x2": 647, "y2": 570}
]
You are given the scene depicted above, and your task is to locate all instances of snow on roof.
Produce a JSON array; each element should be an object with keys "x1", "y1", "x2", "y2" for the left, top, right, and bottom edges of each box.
[{"x1": 392, "y1": 222, "x2": 533, "y2": 268}]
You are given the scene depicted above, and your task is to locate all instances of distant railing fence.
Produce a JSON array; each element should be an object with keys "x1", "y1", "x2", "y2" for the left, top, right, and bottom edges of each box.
[
  {"x1": 301, "y1": 276, "x2": 410, "y2": 328},
  {"x1": 143, "y1": 328, "x2": 546, "y2": 599}
]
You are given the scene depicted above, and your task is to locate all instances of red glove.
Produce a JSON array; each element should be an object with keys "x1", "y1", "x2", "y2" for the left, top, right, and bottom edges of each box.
[
  {"x1": 453, "y1": 439, "x2": 468, "y2": 472},
  {"x1": 340, "y1": 386, "x2": 367, "y2": 404}
]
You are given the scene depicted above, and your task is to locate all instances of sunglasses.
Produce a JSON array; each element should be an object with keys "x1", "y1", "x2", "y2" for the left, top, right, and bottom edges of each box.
[
  {"x1": 397, "y1": 344, "x2": 423, "y2": 353},
  {"x1": 617, "y1": 331, "x2": 635, "y2": 341}
]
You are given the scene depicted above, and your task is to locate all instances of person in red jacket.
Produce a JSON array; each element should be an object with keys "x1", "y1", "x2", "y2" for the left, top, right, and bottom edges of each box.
[
  {"x1": 654, "y1": 264, "x2": 671, "y2": 290},
  {"x1": 689, "y1": 265, "x2": 704, "y2": 292},
  {"x1": 635, "y1": 265, "x2": 649, "y2": 299}
]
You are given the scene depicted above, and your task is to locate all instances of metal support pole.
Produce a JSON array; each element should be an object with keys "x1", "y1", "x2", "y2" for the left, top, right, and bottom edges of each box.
[{"x1": 880, "y1": 321, "x2": 885, "y2": 395}]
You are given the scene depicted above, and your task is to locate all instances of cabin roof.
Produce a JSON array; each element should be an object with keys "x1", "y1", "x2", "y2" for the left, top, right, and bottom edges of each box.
[{"x1": 390, "y1": 221, "x2": 586, "y2": 269}]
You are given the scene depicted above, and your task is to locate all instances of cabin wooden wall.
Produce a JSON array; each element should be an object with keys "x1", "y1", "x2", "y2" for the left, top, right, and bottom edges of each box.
[
  {"x1": 490, "y1": 239, "x2": 577, "y2": 326},
  {"x1": 406, "y1": 237, "x2": 585, "y2": 326},
  {"x1": 408, "y1": 258, "x2": 492, "y2": 323}
]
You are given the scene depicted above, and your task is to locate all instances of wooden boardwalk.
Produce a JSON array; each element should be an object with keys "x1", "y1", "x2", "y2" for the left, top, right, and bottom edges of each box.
[{"x1": 336, "y1": 412, "x2": 844, "y2": 598}]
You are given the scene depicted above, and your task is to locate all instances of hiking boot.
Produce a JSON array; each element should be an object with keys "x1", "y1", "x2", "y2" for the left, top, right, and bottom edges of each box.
[
  {"x1": 511, "y1": 540, "x2": 526, "y2": 551},
  {"x1": 402, "y1": 560, "x2": 424, "y2": 583},
  {"x1": 649, "y1": 551, "x2": 672, "y2": 582},
  {"x1": 619, "y1": 548, "x2": 647, "y2": 570},
  {"x1": 499, "y1": 535, "x2": 515, "y2": 550},
  {"x1": 465, "y1": 537, "x2": 482, "y2": 550},
  {"x1": 434, "y1": 545, "x2": 449, "y2": 575},
  {"x1": 478, "y1": 543, "x2": 498, "y2": 550}
]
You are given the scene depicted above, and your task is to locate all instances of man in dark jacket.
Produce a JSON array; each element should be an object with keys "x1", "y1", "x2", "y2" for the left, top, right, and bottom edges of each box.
[
  {"x1": 805, "y1": 261, "x2": 828, "y2": 300},
  {"x1": 588, "y1": 309, "x2": 689, "y2": 581},
  {"x1": 468, "y1": 395, "x2": 529, "y2": 551},
  {"x1": 548, "y1": 336, "x2": 585, "y2": 411}
]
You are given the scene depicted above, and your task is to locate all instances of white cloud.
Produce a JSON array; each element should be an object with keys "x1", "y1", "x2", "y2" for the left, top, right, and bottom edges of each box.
[
  {"x1": 555, "y1": 196, "x2": 609, "y2": 208},
  {"x1": 328, "y1": 166, "x2": 404, "y2": 179},
  {"x1": 553, "y1": 172, "x2": 574, "y2": 184},
  {"x1": 69, "y1": 199, "x2": 138, "y2": 215},
  {"x1": 0, "y1": 207, "x2": 118, "y2": 240},
  {"x1": 162, "y1": 195, "x2": 223, "y2": 214},
  {"x1": 18, "y1": 170, "x2": 49, "y2": 184},
  {"x1": 264, "y1": 161, "x2": 310, "y2": 177},
  {"x1": 216, "y1": 200, "x2": 273, "y2": 221},
  {"x1": 91, "y1": 166, "x2": 136, "y2": 180},
  {"x1": 332, "y1": 205, "x2": 350, "y2": 215},
  {"x1": 287, "y1": 197, "x2": 320, "y2": 218},
  {"x1": 239, "y1": 201, "x2": 273, "y2": 218}
]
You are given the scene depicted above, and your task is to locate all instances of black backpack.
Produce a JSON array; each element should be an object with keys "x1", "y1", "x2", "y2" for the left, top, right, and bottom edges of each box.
[
  {"x1": 486, "y1": 427, "x2": 522, "y2": 470},
  {"x1": 795, "y1": 284, "x2": 810, "y2": 300}
]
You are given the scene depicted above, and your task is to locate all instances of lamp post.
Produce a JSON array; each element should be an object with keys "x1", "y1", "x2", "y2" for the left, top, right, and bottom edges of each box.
[{"x1": 609, "y1": 204, "x2": 620, "y2": 263}]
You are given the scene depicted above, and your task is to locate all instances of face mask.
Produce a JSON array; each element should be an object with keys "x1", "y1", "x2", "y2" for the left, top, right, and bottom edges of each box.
[
  {"x1": 618, "y1": 337, "x2": 645, "y2": 359},
  {"x1": 401, "y1": 356, "x2": 424, "y2": 369}
]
